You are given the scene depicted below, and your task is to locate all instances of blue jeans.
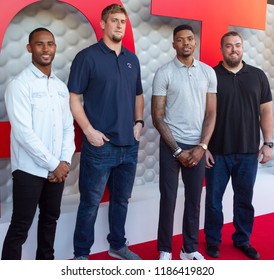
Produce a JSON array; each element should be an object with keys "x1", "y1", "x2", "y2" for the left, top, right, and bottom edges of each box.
[
  {"x1": 204, "y1": 154, "x2": 258, "y2": 246},
  {"x1": 73, "y1": 140, "x2": 139, "y2": 257}
]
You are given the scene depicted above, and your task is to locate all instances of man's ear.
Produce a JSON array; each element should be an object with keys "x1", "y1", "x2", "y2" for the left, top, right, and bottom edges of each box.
[
  {"x1": 100, "y1": 20, "x2": 105, "y2": 31},
  {"x1": 26, "y1": 44, "x2": 32, "y2": 53}
]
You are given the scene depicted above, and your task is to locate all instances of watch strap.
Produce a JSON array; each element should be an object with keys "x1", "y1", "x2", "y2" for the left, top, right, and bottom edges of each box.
[
  {"x1": 135, "y1": 120, "x2": 144, "y2": 127},
  {"x1": 263, "y1": 141, "x2": 273, "y2": 148}
]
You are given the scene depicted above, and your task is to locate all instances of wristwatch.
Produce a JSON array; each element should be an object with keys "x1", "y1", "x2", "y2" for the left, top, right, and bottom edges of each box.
[
  {"x1": 198, "y1": 143, "x2": 208, "y2": 151},
  {"x1": 263, "y1": 141, "x2": 274, "y2": 148},
  {"x1": 134, "y1": 120, "x2": 144, "y2": 128}
]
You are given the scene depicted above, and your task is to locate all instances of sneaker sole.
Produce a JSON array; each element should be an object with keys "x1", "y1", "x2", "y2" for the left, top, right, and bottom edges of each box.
[
  {"x1": 180, "y1": 251, "x2": 205, "y2": 260},
  {"x1": 108, "y1": 250, "x2": 125, "y2": 260}
]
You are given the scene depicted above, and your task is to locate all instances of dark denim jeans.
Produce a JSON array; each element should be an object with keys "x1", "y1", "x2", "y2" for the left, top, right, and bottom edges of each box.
[
  {"x1": 205, "y1": 154, "x2": 258, "y2": 246},
  {"x1": 73, "y1": 140, "x2": 139, "y2": 258},
  {"x1": 1, "y1": 170, "x2": 64, "y2": 260}
]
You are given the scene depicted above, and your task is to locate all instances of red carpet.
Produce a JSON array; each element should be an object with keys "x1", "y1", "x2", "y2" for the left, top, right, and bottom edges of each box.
[{"x1": 88, "y1": 212, "x2": 274, "y2": 260}]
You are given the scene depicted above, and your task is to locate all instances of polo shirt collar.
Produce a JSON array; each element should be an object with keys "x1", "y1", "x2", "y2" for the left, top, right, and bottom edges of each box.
[
  {"x1": 98, "y1": 39, "x2": 126, "y2": 55},
  {"x1": 218, "y1": 60, "x2": 248, "y2": 74},
  {"x1": 29, "y1": 63, "x2": 56, "y2": 79},
  {"x1": 174, "y1": 56, "x2": 197, "y2": 68}
]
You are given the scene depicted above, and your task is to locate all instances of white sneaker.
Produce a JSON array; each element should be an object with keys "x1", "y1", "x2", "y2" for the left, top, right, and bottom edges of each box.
[
  {"x1": 180, "y1": 250, "x2": 205, "y2": 260},
  {"x1": 159, "y1": 251, "x2": 172, "y2": 260}
]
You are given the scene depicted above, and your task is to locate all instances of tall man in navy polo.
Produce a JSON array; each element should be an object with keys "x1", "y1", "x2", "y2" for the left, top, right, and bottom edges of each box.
[{"x1": 68, "y1": 4, "x2": 144, "y2": 260}]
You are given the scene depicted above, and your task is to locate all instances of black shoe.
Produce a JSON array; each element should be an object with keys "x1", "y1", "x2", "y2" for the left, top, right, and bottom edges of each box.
[
  {"x1": 233, "y1": 243, "x2": 260, "y2": 260},
  {"x1": 206, "y1": 244, "x2": 220, "y2": 258}
]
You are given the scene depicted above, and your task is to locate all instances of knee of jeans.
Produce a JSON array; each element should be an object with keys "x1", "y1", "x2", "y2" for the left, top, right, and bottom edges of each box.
[
  {"x1": 110, "y1": 189, "x2": 132, "y2": 203},
  {"x1": 79, "y1": 196, "x2": 102, "y2": 209},
  {"x1": 77, "y1": 200, "x2": 100, "y2": 221}
]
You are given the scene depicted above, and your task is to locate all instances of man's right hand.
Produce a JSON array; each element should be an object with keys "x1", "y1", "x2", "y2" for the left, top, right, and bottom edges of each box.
[{"x1": 85, "y1": 128, "x2": 110, "y2": 147}]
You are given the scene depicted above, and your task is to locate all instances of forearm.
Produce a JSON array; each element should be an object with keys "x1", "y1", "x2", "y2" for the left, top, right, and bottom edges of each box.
[
  {"x1": 70, "y1": 92, "x2": 94, "y2": 136},
  {"x1": 135, "y1": 93, "x2": 144, "y2": 121},
  {"x1": 156, "y1": 120, "x2": 179, "y2": 149},
  {"x1": 260, "y1": 102, "x2": 273, "y2": 142},
  {"x1": 200, "y1": 113, "x2": 216, "y2": 145},
  {"x1": 70, "y1": 92, "x2": 110, "y2": 146},
  {"x1": 200, "y1": 93, "x2": 217, "y2": 145},
  {"x1": 151, "y1": 96, "x2": 178, "y2": 152}
]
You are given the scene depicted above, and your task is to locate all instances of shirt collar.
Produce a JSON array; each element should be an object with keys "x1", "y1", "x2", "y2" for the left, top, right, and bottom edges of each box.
[
  {"x1": 29, "y1": 63, "x2": 56, "y2": 79},
  {"x1": 174, "y1": 56, "x2": 197, "y2": 68},
  {"x1": 98, "y1": 39, "x2": 126, "y2": 55},
  {"x1": 218, "y1": 60, "x2": 248, "y2": 74}
]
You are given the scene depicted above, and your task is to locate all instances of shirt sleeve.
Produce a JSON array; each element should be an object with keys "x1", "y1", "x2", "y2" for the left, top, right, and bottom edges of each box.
[
  {"x1": 135, "y1": 57, "x2": 143, "y2": 95},
  {"x1": 152, "y1": 67, "x2": 168, "y2": 96},
  {"x1": 60, "y1": 90, "x2": 75, "y2": 164},
  {"x1": 67, "y1": 50, "x2": 91, "y2": 95},
  {"x1": 208, "y1": 67, "x2": 218, "y2": 93},
  {"x1": 259, "y1": 70, "x2": 272, "y2": 104}
]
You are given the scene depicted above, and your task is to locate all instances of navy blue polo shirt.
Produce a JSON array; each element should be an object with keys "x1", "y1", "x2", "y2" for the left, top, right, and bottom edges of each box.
[{"x1": 68, "y1": 39, "x2": 143, "y2": 146}]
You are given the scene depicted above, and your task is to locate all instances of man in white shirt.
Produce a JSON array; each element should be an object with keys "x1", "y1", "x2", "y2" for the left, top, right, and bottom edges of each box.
[{"x1": 2, "y1": 28, "x2": 75, "y2": 260}]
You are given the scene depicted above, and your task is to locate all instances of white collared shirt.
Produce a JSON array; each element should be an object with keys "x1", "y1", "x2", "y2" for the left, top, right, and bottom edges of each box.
[{"x1": 5, "y1": 63, "x2": 75, "y2": 178}]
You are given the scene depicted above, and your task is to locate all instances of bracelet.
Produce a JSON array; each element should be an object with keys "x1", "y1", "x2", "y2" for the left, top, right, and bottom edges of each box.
[
  {"x1": 135, "y1": 120, "x2": 144, "y2": 127},
  {"x1": 173, "y1": 147, "x2": 183, "y2": 158}
]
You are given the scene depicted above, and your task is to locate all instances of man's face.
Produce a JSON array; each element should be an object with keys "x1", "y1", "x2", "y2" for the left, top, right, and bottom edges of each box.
[
  {"x1": 172, "y1": 29, "x2": 196, "y2": 58},
  {"x1": 101, "y1": 12, "x2": 127, "y2": 43},
  {"x1": 221, "y1": 35, "x2": 243, "y2": 68},
  {"x1": 27, "y1": 31, "x2": 56, "y2": 68}
]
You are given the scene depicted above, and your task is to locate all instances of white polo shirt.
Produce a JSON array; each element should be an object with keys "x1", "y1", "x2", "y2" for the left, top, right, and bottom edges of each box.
[
  {"x1": 5, "y1": 63, "x2": 75, "y2": 178},
  {"x1": 152, "y1": 57, "x2": 217, "y2": 144}
]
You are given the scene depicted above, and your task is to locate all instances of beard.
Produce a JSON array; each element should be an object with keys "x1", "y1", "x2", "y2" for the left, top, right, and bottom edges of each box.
[
  {"x1": 224, "y1": 53, "x2": 242, "y2": 68},
  {"x1": 182, "y1": 53, "x2": 191, "y2": 58},
  {"x1": 112, "y1": 34, "x2": 123, "y2": 43},
  {"x1": 36, "y1": 61, "x2": 52, "y2": 67}
]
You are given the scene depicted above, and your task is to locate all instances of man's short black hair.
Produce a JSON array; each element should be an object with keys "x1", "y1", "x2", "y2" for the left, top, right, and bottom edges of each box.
[
  {"x1": 28, "y1": 27, "x2": 54, "y2": 43},
  {"x1": 173, "y1": 24, "x2": 194, "y2": 38}
]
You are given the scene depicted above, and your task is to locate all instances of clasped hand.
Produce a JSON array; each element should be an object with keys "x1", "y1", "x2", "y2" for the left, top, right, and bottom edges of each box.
[
  {"x1": 48, "y1": 161, "x2": 70, "y2": 183},
  {"x1": 177, "y1": 146, "x2": 204, "y2": 168}
]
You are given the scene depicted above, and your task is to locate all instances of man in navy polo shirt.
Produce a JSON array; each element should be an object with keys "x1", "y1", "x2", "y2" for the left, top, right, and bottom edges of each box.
[{"x1": 68, "y1": 4, "x2": 144, "y2": 260}]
